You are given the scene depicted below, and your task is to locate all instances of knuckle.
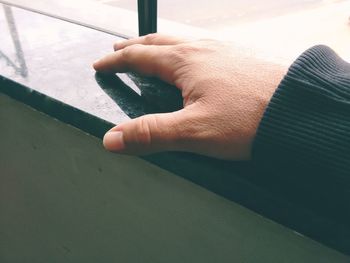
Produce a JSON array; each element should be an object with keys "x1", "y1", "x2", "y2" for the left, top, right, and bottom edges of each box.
[
  {"x1": 144, "y1": 33, "x2": 159, "y2": 44},
  {"x1": 166, "y1": 48, "x2": 182, "y2": 63},
  {"x1": 175, "y1": 44, "x2": 201, "y2": 56},
  {"x1": 134, "y1": 116, "x2": 153, "y2": 146},
  {"x1": 171, "y1": 44, "x2": 204, "y2": 63},
  {"x1": 121, "y1": 46, "x2": 133, "y2": 59},
  {"x1": 122, "y1": 44, "x2": 141, "y2": 58}
]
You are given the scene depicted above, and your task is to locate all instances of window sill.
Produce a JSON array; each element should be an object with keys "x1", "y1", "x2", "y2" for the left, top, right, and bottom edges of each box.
[{"x1": 1, "y1": 4, "x2": 350, "y2": 256}]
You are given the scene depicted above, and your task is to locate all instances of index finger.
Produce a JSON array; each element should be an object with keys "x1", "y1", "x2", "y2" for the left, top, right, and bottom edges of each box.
[
  {"x1": 93, "y1": 44, "x2": 177, "y2": 84},
  {"x1": 114, "y1": 33, "x2": 187, "y2": 51}
]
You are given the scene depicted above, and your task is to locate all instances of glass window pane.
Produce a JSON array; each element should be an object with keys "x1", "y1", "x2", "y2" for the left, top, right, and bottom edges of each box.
[{"x1": 2, "y1": 0, "x2": 349, "y2": 61}]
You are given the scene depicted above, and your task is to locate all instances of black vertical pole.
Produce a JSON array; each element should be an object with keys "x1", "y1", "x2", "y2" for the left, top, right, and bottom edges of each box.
[{"x1": 138, "y1": 0, "x2": 157, "y2": 36}]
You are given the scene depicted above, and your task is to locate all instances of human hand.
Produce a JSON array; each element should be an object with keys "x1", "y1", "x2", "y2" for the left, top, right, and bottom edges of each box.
[{"x1": 93, "y1": 34, "x2": 287, "y2": 160}]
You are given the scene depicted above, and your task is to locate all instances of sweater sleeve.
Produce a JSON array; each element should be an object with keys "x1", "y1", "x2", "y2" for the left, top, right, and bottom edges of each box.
[
  {"x1": 252, "y1": 45, "x2": 350, "y2": 224},
  {"x1": 253, "y1": 46, "x2": 350, "y2": 226},
  {"x1": 253, "y1": 45, "x2": 350, "y2": 187}
]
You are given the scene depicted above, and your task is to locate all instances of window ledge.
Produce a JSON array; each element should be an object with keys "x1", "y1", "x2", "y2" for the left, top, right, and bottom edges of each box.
[{"x1": 1, "y1": 4, "x2": 350, "y2": 256}]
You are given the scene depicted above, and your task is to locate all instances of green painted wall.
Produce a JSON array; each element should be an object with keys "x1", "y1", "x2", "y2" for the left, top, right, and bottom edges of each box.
[{"x1": 0, "y1": 93, "x2": 348, "y2": 262}]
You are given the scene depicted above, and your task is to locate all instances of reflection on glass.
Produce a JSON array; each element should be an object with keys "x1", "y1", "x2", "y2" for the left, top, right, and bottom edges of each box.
[
  {"x1": 98, "y1": 0, "x2": 344, "y2": 29},
  {"x1": 0, "y1": 5, "x2": 27, "y2": 77}
]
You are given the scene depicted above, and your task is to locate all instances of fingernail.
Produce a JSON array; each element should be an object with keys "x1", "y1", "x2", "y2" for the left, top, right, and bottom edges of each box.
[
  {"x1": 113, "y1": 43, "x2": 119, "y2": 51},
  {"x1": 103, "y1": 131, "x2": 125, "y2": 151}
]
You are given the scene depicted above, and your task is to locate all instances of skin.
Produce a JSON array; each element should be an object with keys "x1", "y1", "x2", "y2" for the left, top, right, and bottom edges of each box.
[{"x1": 93, "y1": 33, "x2": 287, "y2": 160}]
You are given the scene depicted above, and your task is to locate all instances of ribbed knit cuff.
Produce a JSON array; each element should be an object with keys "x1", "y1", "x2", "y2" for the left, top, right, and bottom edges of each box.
[{"x1": 253, "y1": 45, "x2": 350, "y2": 180}]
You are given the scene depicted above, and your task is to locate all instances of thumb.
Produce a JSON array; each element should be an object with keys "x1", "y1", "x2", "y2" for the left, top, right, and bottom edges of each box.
[{"x1": 103, "y1": 110, "x2": 188, "y2": 155}]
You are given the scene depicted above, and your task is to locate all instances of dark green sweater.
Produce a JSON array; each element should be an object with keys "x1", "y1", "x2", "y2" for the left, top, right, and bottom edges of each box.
[{"x1": 253, "y1": 45, "x2": 350, "y2": 224}]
